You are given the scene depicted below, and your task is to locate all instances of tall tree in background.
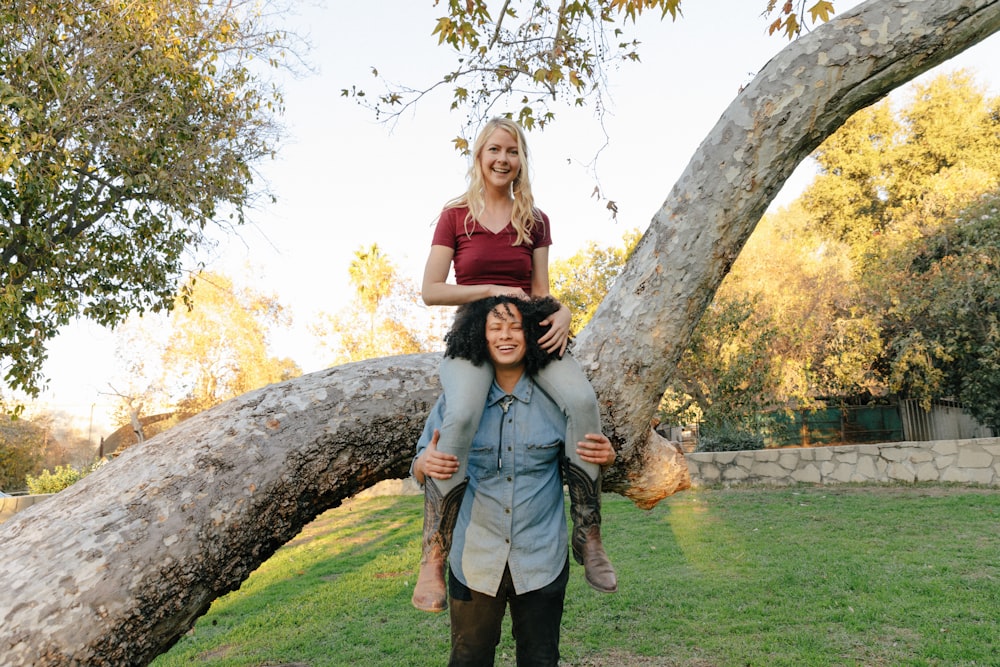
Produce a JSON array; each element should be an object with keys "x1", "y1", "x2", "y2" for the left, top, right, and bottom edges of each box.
[
  {"x1": 801, "y1": 70, "x2": 1000, "y2": 420},
  {"x1": 803, "y1": 69, "x2": 1000, "y2": 269},
  {"x1": 161, "y1": 272, "x2": 301, "y2": 414},
  {"x1": 349, "y1": 243, "x2": 404, "y2": 342},
  {"x1": 550, "y1": 229, "x2": 641, "y2": 335},
  {"x1": 0, "y1": 0, "x2": 300, "y2": 396},
  {"x1": 313, "y1": 244, "x2": 434, "y2": 364}
]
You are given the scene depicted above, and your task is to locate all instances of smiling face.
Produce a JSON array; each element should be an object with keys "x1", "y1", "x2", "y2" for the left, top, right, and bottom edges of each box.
[
  {"x1": 485, "y1": 302, "x2": 527, "y2": 371},
  {"x1": 477, "y1": 127, "x2": 521, "y2": 194}
]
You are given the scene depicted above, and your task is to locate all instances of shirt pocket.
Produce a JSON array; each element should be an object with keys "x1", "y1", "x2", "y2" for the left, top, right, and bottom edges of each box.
[
  {"x1": 469, "y1": 445, "x2": 499, "y2": 480},
  {"x1": 520, "y1": 439, "x2": 562, "y2": 477}
]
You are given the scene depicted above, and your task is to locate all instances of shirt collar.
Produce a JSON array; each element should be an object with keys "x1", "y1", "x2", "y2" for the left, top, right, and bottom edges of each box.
[{"x1": 487, "y1": 373, "x2": 534, "y2": 407}]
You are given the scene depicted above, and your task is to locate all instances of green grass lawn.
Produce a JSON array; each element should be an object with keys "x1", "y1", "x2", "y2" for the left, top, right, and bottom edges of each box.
[{"x1": 152, "y1": 485, "x2": 999, "y2": 667}]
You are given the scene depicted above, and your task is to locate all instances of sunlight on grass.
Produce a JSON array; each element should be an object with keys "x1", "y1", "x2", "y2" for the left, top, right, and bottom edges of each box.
[{"x1": 667, "y1": 493, "x2": 750, "y2": 576}]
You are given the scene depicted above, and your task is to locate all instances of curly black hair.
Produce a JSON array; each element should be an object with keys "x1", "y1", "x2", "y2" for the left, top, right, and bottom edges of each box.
[{"x1": 444, "y1": 295, "x2": 563, "y2": 376}]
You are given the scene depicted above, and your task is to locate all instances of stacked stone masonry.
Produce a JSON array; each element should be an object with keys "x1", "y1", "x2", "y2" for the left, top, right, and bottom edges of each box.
[
  {"x1": 3, "y1": 439, "x2": 997, "y2": 525},
  {"x1": 0, "y1": 493, "x2": 51, "y2": 523},
  {"x1": 685, "y1": 437, "x2": 1000, "y2": 488}
]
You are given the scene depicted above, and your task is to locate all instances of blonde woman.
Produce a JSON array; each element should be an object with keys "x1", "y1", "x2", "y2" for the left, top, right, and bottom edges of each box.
[{"x1": 412, "y1": 117, "x2": 617, "y2": 613}]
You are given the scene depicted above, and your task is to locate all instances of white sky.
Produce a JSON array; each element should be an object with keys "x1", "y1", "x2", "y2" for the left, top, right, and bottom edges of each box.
[{"x1": 33, "y1": 0, "x2": 1000, "y2": 438}]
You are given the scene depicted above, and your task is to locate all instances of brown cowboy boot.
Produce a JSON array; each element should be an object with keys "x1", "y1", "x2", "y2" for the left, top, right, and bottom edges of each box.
[
  {"x1": 412, "y1": 477, "x2": 468, "y2": 612},
  {"x1": 565, "y1": 461, "x2": 618, "y2": 593}
]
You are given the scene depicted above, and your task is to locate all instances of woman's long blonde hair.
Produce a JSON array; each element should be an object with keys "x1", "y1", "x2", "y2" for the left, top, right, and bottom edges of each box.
[{"x1": 444, "y1": 117, "x2": 542, "y2": 246}]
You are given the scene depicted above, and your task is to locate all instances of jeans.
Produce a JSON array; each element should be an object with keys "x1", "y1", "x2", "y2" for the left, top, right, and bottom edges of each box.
[
  {"x1": 448, "y1": 560, "x2": 569, "y2": 667},
  {"x1": 435, "y1": 354, "x2": 601, "y2": 495}
]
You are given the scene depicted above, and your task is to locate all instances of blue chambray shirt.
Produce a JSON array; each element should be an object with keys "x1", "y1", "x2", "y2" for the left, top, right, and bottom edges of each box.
[{"x1": 414, "y1": 373, "x2": 568, "y2": 597}]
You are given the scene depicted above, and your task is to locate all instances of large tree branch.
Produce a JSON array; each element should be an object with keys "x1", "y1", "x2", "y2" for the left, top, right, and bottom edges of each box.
[
  {"x1": 1, "y1": 0, "x2": 999, "y2": 664},
  {"x1": 0, "y1": 355, "x2": 442, "y2": 664}
]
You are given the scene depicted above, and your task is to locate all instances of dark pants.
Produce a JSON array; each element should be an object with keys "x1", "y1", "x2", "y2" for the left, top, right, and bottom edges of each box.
[{"x1": 448, "y1": 560, "x2": 569, "y2": 667}]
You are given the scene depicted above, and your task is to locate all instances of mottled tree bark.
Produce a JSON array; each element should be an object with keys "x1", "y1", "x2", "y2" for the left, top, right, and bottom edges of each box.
[
  {"x1": 0, "y1": 356, "x2": 443, "y2": 665},
  {"x1": 1, "y1": 0, "x2": 998, "y2": 664}
]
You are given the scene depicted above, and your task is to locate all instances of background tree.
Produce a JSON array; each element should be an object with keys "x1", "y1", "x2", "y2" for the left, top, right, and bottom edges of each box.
[
  {"x1": 312, "y1": 244, "x2": 438, "y2": 364},
  {"x1": 799, "y1": 70, "x2": 1000, "y2": 420},
  {"x1": 803, "y1": 69, "x2": 1000, "y2": 269},
  {"x1": 160, "y1": 272, "x2": 301, "y2": 415},
  {"x1": 873, "y1": 190, "x2": 1000, "y2": 427},
  {"x1": 0, "y1": 414, "x2": 44, "y2": 491},
  {"x1": 550, "y1": 229, "x2": 641, "y2": 335},
  {"x1": 663, "y1": 295, "x2": 781, "y2": 432},
  {"x1": 0, "y1": 0, "x2": 300, "y2": 396}
]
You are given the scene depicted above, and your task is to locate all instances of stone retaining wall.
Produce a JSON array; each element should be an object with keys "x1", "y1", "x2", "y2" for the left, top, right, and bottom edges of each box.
[
  {"x1": 0, "y1": 494, "x2": 52, "y2": 523},
  {"x1": 685, "y1": 437, "x2": 1000, "y2": 488},
  {"x1": 4, "y1": 440, "x2": 997, "y2": 523}
]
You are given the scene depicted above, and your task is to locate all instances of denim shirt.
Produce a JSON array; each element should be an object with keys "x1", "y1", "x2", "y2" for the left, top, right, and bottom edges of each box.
[{"x1": 414, "y1": 373, "x2": 568, "y2": 596}]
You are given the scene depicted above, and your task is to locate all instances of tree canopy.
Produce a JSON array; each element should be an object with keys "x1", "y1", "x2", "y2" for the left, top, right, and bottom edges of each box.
[
  {"x1": 312, "y1": 244, "x2": 438, "y2": 364},
  {"x1": 346, "y1": 0, "x2": 835, "y2": 145},
  {"x1": 804, "y1": 69, "x2": 1000, "y2": 269},
  {"x1": 656, "y1": 71, "x2": 1000, "y2": 435},
  {"x1": 160, "y1": 272, "x2": 301, "y2": 415},
  {"x1": 0, "y1": 0, "x2": 298, "y2": 396}
]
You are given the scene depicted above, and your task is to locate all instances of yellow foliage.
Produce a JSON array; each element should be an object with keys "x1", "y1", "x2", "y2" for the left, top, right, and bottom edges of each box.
[{"x1": 809, "y1": 0, "x2": 835, "y2": 23}]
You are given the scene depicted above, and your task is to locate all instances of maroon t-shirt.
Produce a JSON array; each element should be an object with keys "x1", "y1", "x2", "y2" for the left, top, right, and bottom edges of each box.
[{"x1": 431, "y1": 206, "x2": 552, "y2": 294}]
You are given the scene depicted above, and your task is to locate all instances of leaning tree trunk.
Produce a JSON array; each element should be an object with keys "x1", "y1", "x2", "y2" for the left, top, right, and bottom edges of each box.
[
  {"x1": 576, "y1": 0, "x2": 1000, "y2": 507},
  {"x1": 2, "y1": 0, "x2": 998, "y2": 664}
]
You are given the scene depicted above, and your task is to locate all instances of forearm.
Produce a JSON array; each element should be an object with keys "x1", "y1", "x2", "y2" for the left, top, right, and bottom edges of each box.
[
  {"x1": 411, "y1": 454, "x2": 427, "y2": 485},
  {"x1": 422, "y1": 281, "x2": 500, "y2": 306},
  {"x1": 422, "y1": 281, "x2": 528, "y2": 306}
]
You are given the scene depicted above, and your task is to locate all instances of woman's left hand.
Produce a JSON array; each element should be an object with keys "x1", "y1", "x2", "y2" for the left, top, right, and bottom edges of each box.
[{"x1": 538, "y1": 305, "x2": 572, "y2": 356}]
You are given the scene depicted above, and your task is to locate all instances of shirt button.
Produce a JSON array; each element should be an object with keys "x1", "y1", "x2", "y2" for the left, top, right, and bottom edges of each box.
[
  {"x1": 506, "y1": 476, "x2": 512, "y2": 482},
  {"x1": 504, "y1": 508, "x2": 510, "y2": 514}
]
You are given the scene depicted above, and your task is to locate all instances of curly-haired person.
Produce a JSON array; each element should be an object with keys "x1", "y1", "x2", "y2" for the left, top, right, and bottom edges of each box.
[{"x1": 411, "y1": 295, "x2": 616, "y2": 666}]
